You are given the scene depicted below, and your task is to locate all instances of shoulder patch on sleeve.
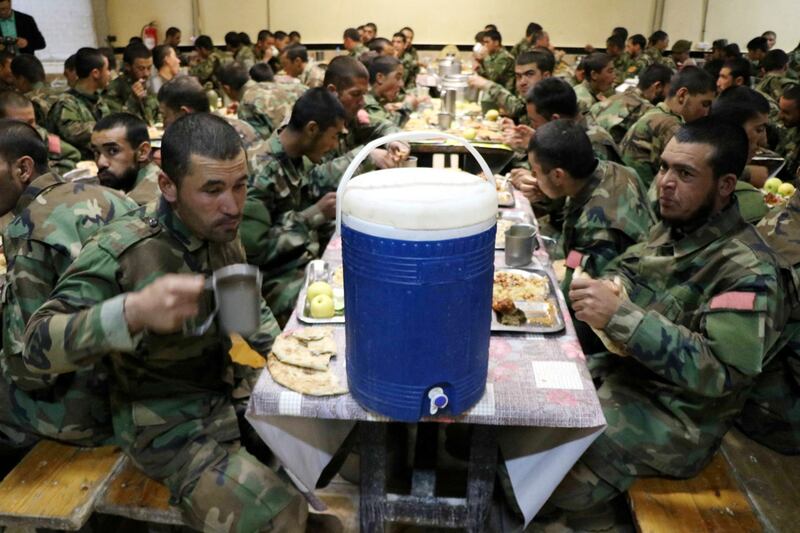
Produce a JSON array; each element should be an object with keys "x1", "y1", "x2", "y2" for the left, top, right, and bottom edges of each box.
[
  {"x1": 709, "y1": 291, "x2": 756, "y2": 311},
  {"x1": 47, "y1": 134, "x2": 61, "y2": 155},
  {"x1": 566, "y1": 250, "x2": 585, "y2": 269}
]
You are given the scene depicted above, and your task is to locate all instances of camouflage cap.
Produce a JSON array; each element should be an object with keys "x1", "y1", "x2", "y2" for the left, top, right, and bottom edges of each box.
[{"x1": 672, "y1": 40, "x2": 693, "y2": 54}]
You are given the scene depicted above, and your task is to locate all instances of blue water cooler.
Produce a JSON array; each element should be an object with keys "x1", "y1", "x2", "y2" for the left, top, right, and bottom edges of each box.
[{"x1": 336, "y1": 132, "x2": 498, "y2": 421}]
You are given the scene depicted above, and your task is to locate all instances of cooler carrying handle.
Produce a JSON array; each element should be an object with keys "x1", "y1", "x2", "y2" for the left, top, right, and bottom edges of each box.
[{"x1": 335, "y1": 131, "x2": 495, "y2": 234}]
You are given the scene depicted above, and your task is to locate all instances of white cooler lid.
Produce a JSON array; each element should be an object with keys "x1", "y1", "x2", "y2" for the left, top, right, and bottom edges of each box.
[{"x1": 341, "y1": 168, "x2": 497, "y2": 231}]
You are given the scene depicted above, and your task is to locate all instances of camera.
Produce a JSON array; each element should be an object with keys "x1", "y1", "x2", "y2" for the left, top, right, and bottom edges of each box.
[{"x1": 0, "y1": 36, "x2": 17, "y2": 54}]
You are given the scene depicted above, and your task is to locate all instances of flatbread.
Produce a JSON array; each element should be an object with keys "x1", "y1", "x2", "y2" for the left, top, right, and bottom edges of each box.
[
  {"x1": 292, "y1": 327, "x2": 332, "y2": 343},
  {"x1": 267, "y1": 354, "x2": 348, "y2": 396},
  {"x1": 272, "y1": 333, "x2": 333, "y2": 371},
  {"x1": 307, "y1": 336, "x2": 337, "y2": 355}
]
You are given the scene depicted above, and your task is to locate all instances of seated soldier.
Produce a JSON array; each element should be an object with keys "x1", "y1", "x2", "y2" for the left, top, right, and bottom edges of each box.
[
  {"x1": 777, "y1": 85, "x2": 800, "y2": 179},
  {"x1": 510, "y1": 22, "x2": 542, "y2": 58},
  {"x1": 105, "y1": 42, "x2": 160, "y2": 125},
  {"x1": 747, "y1": 36, "x2": 769, "y2": 79},
  {"x1": 280, "y1": 44, "x2": 325, "y2": 88},
  {"x1": 717, "y1": 56, "x2": 752, "y2": 94},
  {"x1": 0, "y1": 91, "x2": 81, "y2": 174},
  {"x1": 250, "y1": 62, "x2": 275, "y2": 83},
  {"x1": 621, "y1": 33, "x2": 649, "y2": 79},
  {"x1": 91, "y1": 113, "x2": 160, "y2": 205},
  {"x1": 469, "y1": 49, "x2": 554, "y2": 122},
  {"x1": 573, "y1": 53, "x2": 616, "y2": 116},
  {"x1": 524, "y1": 119, "x2": 786, "y2": 528},
  {"x1": 363, "y1": 55, "x2": 413, "y2": 127},
  {"x1": 605, "y1": 34, "x2": 628, "y2": 86},
  {"x1": 755, "y1": 49, "x2": 796, "y2": 103},
  {"x1": 242, "y1": 88, "x2": 344, "y2": 324},
  {"x1": 225, "y1": 31, "x2": 255, "y2": 70},
  {"x1": 217, "y1": 62, "x2": 307, "y2": 139},
  {"x1": 22, "y1": 114, "x2": 310, "y2": 532},
  {"x1": 476, "y1": 29, "x2": 515, "y2": 91},
  {"x1": 526, "y1": 120, "x2": 654, "y2": 351},
  {"x1": 10, "y1": 54, "x2": 57, "y2": 127},
  {"x1": 589, "y1": 63, "x2": 673, "y2": 143},
  {"x1": 391, "y1": 31, "x2": 419, "y2": 90},
  {"x1": 47, "y1": 47, "x2": 112, "y2": 160},
  {"x1": 0, "y1": 121, "x2": 135, "y2": 450},
  {"x1": 150, "y1": 44, "x2": 182, "y2": 97},
  {"x1": 189, "y1": 35, "x2": 224, "y2": 90},
  {"x1": 643, "y1": 30, "x2": 673, "y2": 68},
  {"x1": 158, "y1": 75, "x2": 260, "y2": 148},
  {"x1": 343, "y1": 27, "x2": 367, "y2": 58},
  {"x1": 620, "y1": 66, "x2": 716, "y2": 188}
]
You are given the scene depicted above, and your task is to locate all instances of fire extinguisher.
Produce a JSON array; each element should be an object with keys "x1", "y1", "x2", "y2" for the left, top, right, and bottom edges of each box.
[{"x1": 141, "y1": 22, "x2": 158, "y2": 50}]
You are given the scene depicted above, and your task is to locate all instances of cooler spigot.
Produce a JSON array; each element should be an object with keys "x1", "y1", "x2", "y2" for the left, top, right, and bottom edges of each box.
[{"x1": 428, "y1": 387, "x2": 449, "y2": 415}]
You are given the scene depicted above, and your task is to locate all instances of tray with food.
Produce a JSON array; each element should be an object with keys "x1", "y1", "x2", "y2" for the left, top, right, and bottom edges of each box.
[
  {"x1": 495, "y1": 175, "x2": 516, "y2": 207},
  {"x1": 495, "y1": 211, "x2": 533, "y2": 249},
  {"x1": 491, "y1": 267, "x2": 566, "y2": 334},
  {"x1": 296, "y1": 260, "x2": 345, "y2": 324}
]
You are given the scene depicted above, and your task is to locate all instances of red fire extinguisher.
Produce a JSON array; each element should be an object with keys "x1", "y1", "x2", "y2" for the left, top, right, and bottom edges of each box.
[{"x1": 141, "y1": 22, "x2": 158, "y2": 50}]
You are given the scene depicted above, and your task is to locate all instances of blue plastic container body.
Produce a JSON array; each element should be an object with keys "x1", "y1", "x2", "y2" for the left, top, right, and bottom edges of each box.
[{"x1": 341, "y1": 222, "x2": 495, "y2": 421}]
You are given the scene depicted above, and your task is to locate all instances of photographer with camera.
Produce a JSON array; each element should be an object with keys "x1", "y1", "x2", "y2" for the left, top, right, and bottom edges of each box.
[{"x1": 0, "y1": 0, "x2": 45, "y2": 55}]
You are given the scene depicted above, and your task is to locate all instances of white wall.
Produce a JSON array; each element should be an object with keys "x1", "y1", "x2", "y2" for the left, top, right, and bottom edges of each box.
[
  {"x1": 705, "y1": 0, "x2": 800, "y2": 51},
  {"x1": 15, "y1": 0, "x2": 98, "y2": 71}
]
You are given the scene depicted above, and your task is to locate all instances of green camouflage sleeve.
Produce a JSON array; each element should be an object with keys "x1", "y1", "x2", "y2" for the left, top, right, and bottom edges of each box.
[
  {"x1": 561, "y1": 229, "x2": 637, "y2": 296},
  {"x1": 48, "y1": 99, "x2": 95, "y2": 154},
  {"x1": 237, "y1": 104, "x2": 275, "y2": 139},
  {"x1": 48, "y1": 136, "x2": 81, "y2": 174},
  {"x1": 603, "y1": 270, "x2": 780, "y2": 397},
  {"x1": 309, "y1": 146, "x2": 374, "y2": 193},
  {"x1": 189, "y1": 57, "x2": 218, "y2": 85},
  {"x1": 481, "y1": 82, "x2": 525, "y2": 117}
]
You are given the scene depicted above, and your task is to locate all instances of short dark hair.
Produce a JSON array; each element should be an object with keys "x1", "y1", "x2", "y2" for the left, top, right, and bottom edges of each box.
[
  {"x1": 257, "y1": 29, "x2": 273, "y2": 41},
  {"x1": 525, "y1": 22, "x2": 543, "y2": 37},
  {"x1": 612, "y1": 27, "x2": 628, "y2": 40},
  {"x1": 224, "y1": 31, "x2": 241, "y2": 49},
  {"x1": 283, "y1": 44, "x2": 308, "y2": 63},
  {"x1": 122, "y1": 42, "x2": 151, "y2": 66},
  {"x1": 0, "y1": 90, "x2": 33, "y2": 117},
  {"x1": 64, "y1": 54, "x2": 76, "y2": 72},
  {"x1": 516, "y1": 50, "x2": 555, "y2": 74},
  {"x1": 783, "y1": 85, "x2": 800, "y2": 102},
  {"x1": 216, "y1": 62, "x2": 250, "y2": 91},
  {"x1": 158, "y1": 76, "x2": 210, "y2": 114},
  {"x1": 366, "y1": 55, "x2": 401, "y2": 84},
  {"x1": 483, "y1": 29, "x2": 502, "y2": 44},
  {"x1": 762, "y1": 49, "x2": 789, "y2": 72},
  {"x1": 526, "y1": 77, "x2": 578, "y2": 120},
  {"x1": 722, "y1": 57, "x2": 752, "y2": 86},
  {"x1": 364, "y1": 23, "x2": 377, "y2": 32},
  {"x1": 648, "y1": 30, "x2": 668, "y2": 46},
  {"x1": 98, "y1": 47, "x2": 117, "y2": 71},
  {"x1": 161, "y1": 113, "x2": 243, "y2": 185},
  {"x1": 474, "y1": 31, "x2": 486, "y2": 43},
  {"x1": 128, "y1": 36, "x2": 143, "y2": 45},
  {"x1": 289, "y1": 31, "x2": 301, "y2": 40},
  {"x1": 629, "y1": 34, "x2": 646, "y2": 49},
  {"x1": 288, "y1": 87, "x2": 347, "y2": 132},
  {"x1": 672, "y1": 116, "x2": 748, "y2": 179},
  {"x1": 323, "y1": 55, "x2": 368, "y2": 91},
  {"x1": 94, "y1": 112, "x2": 150, "y2": 149},
  {"x1": 0, "y1": 119, "x2": 49, "y2": 174},
  {"x1": 249, "y1": 63, "x2": 274, "y2": 82},
  {"x1": 762, "y1": 30, "x2": 776, "y2": 39},
  {"x1": 484, "y1": 24, "x2": 497, "y2": 32},
  {"x1": 152, "y1": 44, "x2": 175, "y2": 70},
  {"x1": 528, "y1": 119, "x2": 597, "y2": 178},
  {"x1": 638, "y1": 63, "x2": 673, "y2": 90},
  {"x1": 747, "y1": 36, "x2": 768, "y2": 53},
  {"x1": 194, "y1": 35, "x2": 214, "y2": 51},
  {"x1": 75, "y1": 47, "x2": 106, "y2": 79},
  {"x1": 723, "y1": 43, "x2": 741, "y2": 59},
  {"x1": 11, "y1": 54, "x2": 45, "y2": 84},
  {"x1": 606, "y1": 34, "x2": 625, "y2": 51},
  {"x1": 343, "y1": 28, "x2": 360, "y2": 41},
  {"x1": 713, "y1": 39, "x2": 728, "y2": 50},
  {"x1": 166, "y1": 27, "x2": 181, "y2": 38},
  {"x1": 274, "y1": 30, "x2": 288, "y2": 41},
  {"x1": 367, "y1": 37, "x2": 391, "y2": 54},
  {"x1": 583, "y1": 53, "x2": 611, "y2": 76},
  {"x1": 712, "y1": 86, "x2": 770, "y2": 126},
  {"x1": 668, "y1": 66, "x2": 715, "y2": 97},
  {"x1": 392, "y1": 32, "x2": 406, "y2": 43},
  {"x1": 239, "y1": 32, "x2": 252, "y2": 46},
  {"x1": 401, "y1": 26, "x2": 414, "y2": 35}
]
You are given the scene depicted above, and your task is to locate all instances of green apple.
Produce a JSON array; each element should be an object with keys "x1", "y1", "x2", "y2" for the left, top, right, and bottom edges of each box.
[
  {"x1": 778, "y1": 182, "x2": 796, "y2": 197},
  {"x1": 306, "y1": 281, "x2": 333, "y2": 302},
  {"x1": 764, "y1": 177, "x2": 783, "y2": 194},
  {"x1": 485, "y1": 109, "x2": 500, "y2": 121},
  {"x1": 310, "y1": 294, "x2": 335, "y2": 319},
  {"x1": 462, "y1": 127, "x2": 477, "y2": 140}
]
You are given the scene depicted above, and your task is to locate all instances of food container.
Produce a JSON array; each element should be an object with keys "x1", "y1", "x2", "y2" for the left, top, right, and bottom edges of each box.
[
  {"x1": 337, "y1": 131, "x2": 498, "y2": 421},
  {"x1": 491, "y1": 267, "x2": 566, "y2": 334}
]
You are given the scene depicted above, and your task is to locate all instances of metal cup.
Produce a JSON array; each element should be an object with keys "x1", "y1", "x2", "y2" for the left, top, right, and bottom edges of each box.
[
  {"x1": 437, "y1": 112, "x2": 452, "y2": 130},
  {"x1": 401, "y1": 156, "x2": 418, "y2": 168},
  {"x1": 186, "y1": 264, "x2": 263, "y2": 338},
  {"x1": 443, "y1": 88, "x2": 457, "y2": 115},
  {"x1": 504, "y1": 224, "x2": 537, "y2": 267}
]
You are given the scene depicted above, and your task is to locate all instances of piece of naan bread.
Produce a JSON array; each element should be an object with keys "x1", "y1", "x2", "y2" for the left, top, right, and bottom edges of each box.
[
  {"x1": 272, "y1": 333, "x2": 334, "y2": 371},
  {"x1": 292, "y1": 327, "x2": 332, "y2": 343},
  {"x1": 267, "y1": 355, "x2": 348, "y2": 396},
  {"x1": 573, "y1": 267, "x2": 628, "y2": 356}
]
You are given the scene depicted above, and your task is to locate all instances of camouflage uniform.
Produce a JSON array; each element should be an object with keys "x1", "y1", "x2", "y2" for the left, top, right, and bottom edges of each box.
[
  {"x1": 34, "y1": 124, "x2": 80, "y2": 175},
  {"x1": 775, "y1": 126, "x2": 800, "y2": 180},
  {"x1": 26, "y1": 82, "x2": 59, "y2": 129},
  {"x1": 573, "y1": 81, "x2": 600, "y2": 116},
  {"x1": 789, "y1": 44, "x2": 800, "y2": 76},
  {"x1": 47, "y1": 87, "x2": 111, "y2": 160},
  {"x1": 611, "y1": 54, "x2": 629, "y2": 86},
  {"x1": 189, "y1": 50, "x2": 226, "y2": 89},
  {"x1": 755, "y1": 72, "x2": 797, "y2": 103},
  {"x1": 619, "y1": 52, "x2": 649, "y2": 79},
  {"x1": 588, "y1": 86, "x2": 654, "y2": 144},
  {"x1": 127, "y1": 161, "x2": 162, "y2": 206},
  {"x1": 348, "y1": 43, "x2": 368, "y2": 58},
  {"x1": 234, "y1": 46, "x2": 256, "y2": 70},
  {"x1": 734, "y1": 181, "x2": 769, "y2": 225},
  {"x1": 509, "y1": 38, "x2": 532, "y2": 59},
  {"x1": 298, "y1": 61, "x2": 326, "y2": 89},
  {"x1": 241, "y1": 133, "x2": 327, "y2": 322},
  {"x1": 737, "y1": 192, "x2": 800, "y2": 454},
  {"x1": 400, "y1": 51, "x2": 419, "y2": 90},
  {"x1": 237, "y1": 80, "x2": 308, "y2": 139},
  {"x1": 105, "y1": 74, "x2": 161, "y2": 125},
  {"x1": 363, "y1": 92, "x2": 410, "y2": 128},
  {"x1": 477, "y1": 49, "x2": 515, "y2": 92},
  {"x1": 547, "y1": 200, "x2": 786, "y2": 509},
  {"x1": 22, "y1": 198, "x2": 307, "y2": 532},
  {"x1": 479, "y1": 82, "x2": 525, "y2": 121},
  {"x1": 1, "y1": 172, "x2": 136, "y2": 446},
  {"x1": 642, "y1": 46, "x2": 669, "y2": 68},
  {"x1": 585, "y1": 122, "x2": 623, "y2": 164},
  {"x1": 619, "y1": 101, "x2": 683, "y2": 189}
]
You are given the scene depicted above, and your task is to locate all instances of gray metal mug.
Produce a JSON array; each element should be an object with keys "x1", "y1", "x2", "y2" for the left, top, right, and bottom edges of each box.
[
  {"x1": 437, "y1": 112, "x2": 452, "y2": 129},
  {"x1": 504, "y1": 224, "x2": 537, "y2": 267},
  {"x1": 186, "y1": 264, "x2": 263, "y2": 337}
]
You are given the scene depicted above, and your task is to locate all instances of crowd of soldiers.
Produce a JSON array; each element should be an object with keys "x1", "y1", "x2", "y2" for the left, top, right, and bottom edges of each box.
[{"x1": 0, "y1": 15, "x2": 799, "y2": 533}]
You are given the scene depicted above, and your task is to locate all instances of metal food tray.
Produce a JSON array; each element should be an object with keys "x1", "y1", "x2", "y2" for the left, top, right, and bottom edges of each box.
[
  {"x1": 497, "y1": 179, "x2": 516, "y2": 207},
  {"x1": 296, "y1": 260, "x2": 345, "y2": 325},
  {"x1": 490, "y1": 266, "x2": 566, "y2": 334},
  {"x1": 495, "y1": 211, "x2": 533, "y2": 249}
]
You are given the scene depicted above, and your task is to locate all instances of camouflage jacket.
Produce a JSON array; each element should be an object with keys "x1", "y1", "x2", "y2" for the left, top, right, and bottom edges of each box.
[
  {"x1": 611, "y1": 54, "x2": 629, "y2": 86},
  {"x1": 128, "y1": 161, "x2": 161, "y2": 206},
  {"x1": 35, "y1": 124, "x2": 80, "y2": 175},
  {"x1": 237, "y1": 80, "x2": 308, "y2": 139},
  {"x1": 104, "y1": 73, "x2": 161, "y2": 125},
  {"x1": 298, "y1": 61, "x2": 326, "y2": 88},
  {"x1": 234, "y1": 46, "x2": 256, "y2": 70},
  {"x1": 27, "y1": 82, "x2": 59, "y2": 128},
  {"x1": 189, "y1": 50, "x2": 225, "y2": 86},
  {"x1": 589, "y1": 86, "x2": 654, "y2": 144},
  {"x1": 509, "y1": 38, "x2": 532, "y2": 58},
  {"x1": 586, "y1": 122, "x2": 624, "y2": 164},
  {"x1": 790, "y1": 45, "x2": 800, "y2": 76},
  {"x1": 776, "y1": 125, "x2": 800, "y2": 180},
  {"x1": 592, "y1": 201, "x2": 785, "y2": 478},
  {"x1": 477, "y1": 49, "x2": 515, "y2": 92},
  {"x1": 480, "y1": 81, "x2": 526, "y2": 121},
  {"x1": 574, "y1": 80, "x2": 600, "y2": 116},
  {"x1": 46, "y1": 87, "x2": 110, "y2": 160},
  {"x1": 22, "y1": 197, "x2": 281, "y2": 480},
  {"x1": 348, "y1": 43, "x2": 368, "y2": 58},
  {"x1": 241, "y1": 132, "x2": 324, "y2": 282},
  {"x1": 618, "y1": 52, "x2": 649, "y2": 79},
  {"x1": 755, "y1": 72, "x2": 797, "y2": 103},
  {"x1": 619, "y1": 101, "x2": 683, "y2": 189},
  {"x1": 1, "y1": 172, "x2": 136, "y2": 444},
  {"x1": 400, "y1": 51, "x2": 419, "y2": 90},
  {"x1": 363, "y1": 92, "x2": 410, "y2": 128},
  {"x1": 738, "y1": 192, "x2": 800, "y2": 453},
  {"x1": 642, "y1": 46, "x2": 675, "y2": 69}
]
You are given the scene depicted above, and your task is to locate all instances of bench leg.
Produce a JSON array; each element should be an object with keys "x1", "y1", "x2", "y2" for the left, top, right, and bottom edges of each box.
[
  {"x1": 465, "y1": 425, "x2": 497, "y2": 533},
  {"x1": 359, "y1": 422, "x2": 387, "y2": 533}
]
